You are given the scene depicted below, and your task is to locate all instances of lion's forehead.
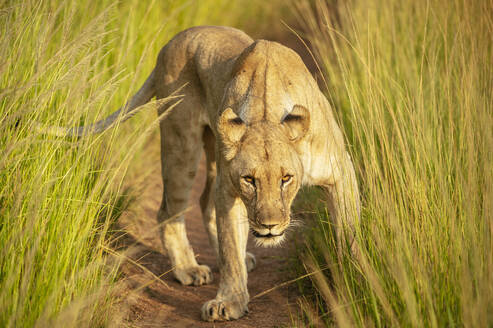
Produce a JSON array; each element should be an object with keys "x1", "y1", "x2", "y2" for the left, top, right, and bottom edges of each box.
[{"x1": 237, "y1": 134, "x2": 300, "y2": 170}]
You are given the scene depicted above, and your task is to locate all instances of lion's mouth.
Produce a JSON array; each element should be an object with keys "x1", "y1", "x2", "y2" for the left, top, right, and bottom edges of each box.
[
  {"x1": 251, "y1": 229, "x2": 285, "y2": 238},
  {"x1": 250, "y1": 229, "x2": 286, "y2": 247}
]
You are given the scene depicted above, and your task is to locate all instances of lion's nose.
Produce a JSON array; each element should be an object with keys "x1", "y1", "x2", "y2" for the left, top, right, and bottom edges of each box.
[{"x1": 260, "y1": 223, "x2": 277, "y2": 230}]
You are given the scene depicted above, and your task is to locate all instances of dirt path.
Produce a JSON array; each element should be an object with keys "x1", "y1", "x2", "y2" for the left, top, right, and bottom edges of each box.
[
  {"x1": 114, "y1": 30, "x2": 315, "y2": 328},
  {"x1": 116, "y1": 146, "x2": 301, "y2": 327}
]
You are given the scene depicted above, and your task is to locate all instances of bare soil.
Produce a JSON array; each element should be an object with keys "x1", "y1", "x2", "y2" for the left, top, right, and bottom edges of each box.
[{"x1": 115, "y1": 149, "x2": 301, "y2": 328}]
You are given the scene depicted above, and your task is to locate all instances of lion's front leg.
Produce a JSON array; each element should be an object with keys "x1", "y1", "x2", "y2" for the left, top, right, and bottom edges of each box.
[
  {"x1": 201, "y1": 186, "x2": 249, "y2": 322},
  {"x1": 323, "y1": 152, "x2": 361, "y2": 256}
]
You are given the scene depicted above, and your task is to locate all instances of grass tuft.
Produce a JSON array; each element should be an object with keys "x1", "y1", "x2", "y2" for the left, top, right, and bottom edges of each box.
[
  {"x1": 294, "y1": 0, "x2": 493, "y2": 326},
  {"x1": 0, "y1": 0, "x2": 286, "y2": 326}
]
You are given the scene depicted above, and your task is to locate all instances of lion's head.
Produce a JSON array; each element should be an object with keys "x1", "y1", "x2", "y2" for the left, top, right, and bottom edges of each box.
[{"x1": 217, "y1": 105, "x2": 310, "y2": 247}]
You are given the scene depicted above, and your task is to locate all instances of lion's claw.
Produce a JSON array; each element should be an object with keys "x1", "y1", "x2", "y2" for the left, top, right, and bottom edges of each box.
[
  {"x1": 201, "y1": 299, "x2": 249, "y2": 321},
  {"x1": 174, "y1": 265, "x2": 212, "y2": 286}
]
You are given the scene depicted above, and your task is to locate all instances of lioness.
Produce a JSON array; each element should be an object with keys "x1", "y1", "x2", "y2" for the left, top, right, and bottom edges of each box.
[{"x1": 54, "y1": 26, "x2": 360, "y2": 321}]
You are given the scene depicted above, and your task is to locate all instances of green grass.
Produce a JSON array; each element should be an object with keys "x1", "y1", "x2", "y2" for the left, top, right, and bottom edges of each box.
[
  {"x1": 4, "y1": 0, "x2": 490, "y2": 326},
  {"x1": 0, "y1": 1, "x2": 285, "y2": 326},
  {"x1": 294, "y1": 0, "x2": 493, "y2": 326}
]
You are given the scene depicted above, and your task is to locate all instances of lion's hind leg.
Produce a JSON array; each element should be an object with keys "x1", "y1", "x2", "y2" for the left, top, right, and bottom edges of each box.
[
  {"x1": 157, "y1": 96, "x2": 212, "y2": 286},
  {"x1": 199, "y1": 126, "x2": 219, "y2": 258}
]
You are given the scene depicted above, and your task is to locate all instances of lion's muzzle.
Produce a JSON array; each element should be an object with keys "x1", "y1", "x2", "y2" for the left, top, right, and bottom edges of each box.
[{"x1": 250, "y1": 222, "x2": 288, "y2": 247}]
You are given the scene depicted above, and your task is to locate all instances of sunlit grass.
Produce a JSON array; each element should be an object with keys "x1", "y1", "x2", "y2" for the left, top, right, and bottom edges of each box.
[
  {"x1": 294, "y1": 0, "x2": 493, "y2": 326},
  {"x1": 5, "y1": 0, "x2": 489, "y2": 325},
  {"x1": 0, "y1": 0, "x2": 284, "y2": 326}
]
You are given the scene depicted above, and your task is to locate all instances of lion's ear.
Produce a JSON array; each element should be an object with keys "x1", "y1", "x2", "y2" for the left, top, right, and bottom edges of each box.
[
  {"x1": 217, "y1": 107, "x2": 246, "y2": 160},
  {"x1": 281, "y1": 105, "x2": 310, "y2": 141}
]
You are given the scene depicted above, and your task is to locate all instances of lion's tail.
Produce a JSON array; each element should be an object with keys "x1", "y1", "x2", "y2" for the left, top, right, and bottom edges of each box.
[{"x1": 36, "y1": 69, "x2": 158, "y2": 137}]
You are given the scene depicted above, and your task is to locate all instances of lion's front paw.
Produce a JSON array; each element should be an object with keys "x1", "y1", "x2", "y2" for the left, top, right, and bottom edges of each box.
[
  {"x1": 245, "y1": 252, "x2": 256, "y2": 272},
  {"x1": 174, "y1": 264, "x2": 212, "y2": 286},
  {"x1": 201, "y1": 298, "x2": 249, "y2": 321}
]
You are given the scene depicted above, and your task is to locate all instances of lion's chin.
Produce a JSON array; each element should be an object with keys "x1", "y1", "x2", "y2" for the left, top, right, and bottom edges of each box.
[{"x1": 253, "y1": 234, "x2": 286, "y2": 248}]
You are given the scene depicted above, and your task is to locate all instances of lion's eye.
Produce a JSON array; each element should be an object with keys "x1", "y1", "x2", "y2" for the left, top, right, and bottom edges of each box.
[
  {"x1": 243, "y1": 176, "x2": 255, "y2": 185},
  {"x1": 281, "y1": 175, "x2": 292, "y2": 184}
]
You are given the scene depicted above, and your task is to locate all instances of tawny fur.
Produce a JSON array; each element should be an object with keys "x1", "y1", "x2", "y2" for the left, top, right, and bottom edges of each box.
[
  {"x1": 152, "y1": 26, "x2": 360, "y2": 322},
  {"x1": 73, "y1": 26, "x2": 360, "y2": 322}
]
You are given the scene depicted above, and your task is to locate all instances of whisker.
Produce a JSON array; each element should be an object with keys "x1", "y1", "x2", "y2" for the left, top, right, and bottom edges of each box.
[{"x1": 288, "y1": 218, "x2": 304, "y2": 228}]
